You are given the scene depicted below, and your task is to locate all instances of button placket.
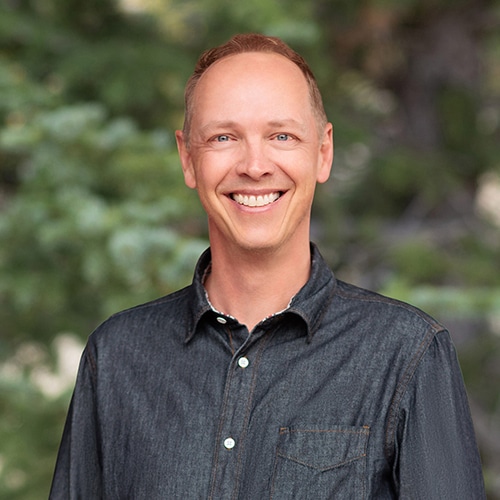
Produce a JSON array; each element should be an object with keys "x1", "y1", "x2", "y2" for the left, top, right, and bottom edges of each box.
[
  {"x1": 209, "y1": 348, "x2": 256, "y2": 497},
  {"x1": 208, "y1": 324, "x2": 276, "y2": 499}
]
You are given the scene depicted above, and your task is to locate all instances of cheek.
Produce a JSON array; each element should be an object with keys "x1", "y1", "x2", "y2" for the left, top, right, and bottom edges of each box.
[
  {"x1": 192, "y1": 170, "x2": 222, "y2": 207},
  {"x1": 195, "y1": 157, "x2": 233, "y2": 190}
]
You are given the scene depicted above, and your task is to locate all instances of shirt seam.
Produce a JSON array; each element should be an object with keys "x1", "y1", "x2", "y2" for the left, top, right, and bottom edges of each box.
[
  {"x1": 383, "y1": 324, "x2": 447, "y2": 465},
  {"x1": 84, "y1": 344, "x2": 98, "y2": 386},
  {"x1": 335, "y1": 284, "x2": 444, "y2": 332}
]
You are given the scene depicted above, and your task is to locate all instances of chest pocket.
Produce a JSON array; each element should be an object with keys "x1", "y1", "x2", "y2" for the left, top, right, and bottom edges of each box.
[{"x1": 270, "y1": 425, "x2": 369, "y2": 500}]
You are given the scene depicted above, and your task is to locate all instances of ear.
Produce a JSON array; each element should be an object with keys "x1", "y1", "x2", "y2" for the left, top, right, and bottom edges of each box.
[
  {"x1": 175, "y1": 130, "x2": 197, "y2": 189},
  {"x1": 316, "y1": 122, "x2": 334, "y2": 184}
]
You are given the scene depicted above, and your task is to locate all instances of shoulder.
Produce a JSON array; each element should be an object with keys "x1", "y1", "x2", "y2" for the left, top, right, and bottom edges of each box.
[
  {"x1": 322, "y1": 278, "x2": 449, "y2": 368},
  {"x1": 310, "y1": 244, "x2": 444, "y2": 339},
  {"x1": 88, "y1": 285, "x2": 194, "y2": 347},
  {"x1": 333, "y1": 279, "x2": 445, "y2": 336},
  {"x1": 112, "y1": 285, "x2": 192, "y2": 320}
]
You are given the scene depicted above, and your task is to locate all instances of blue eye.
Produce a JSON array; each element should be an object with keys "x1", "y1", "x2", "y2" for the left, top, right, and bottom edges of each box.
[
  {"x1": 216, "y1": 135, "x2": 230, "y2": 142},
  {"x1": 276, "y1": 134, "x2": 290, "y2": 141}
]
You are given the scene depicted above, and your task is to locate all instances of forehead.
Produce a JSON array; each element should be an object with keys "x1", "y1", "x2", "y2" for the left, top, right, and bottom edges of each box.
[{"x1": 191, "y1": 52, "x2": 311, "y2": 114}]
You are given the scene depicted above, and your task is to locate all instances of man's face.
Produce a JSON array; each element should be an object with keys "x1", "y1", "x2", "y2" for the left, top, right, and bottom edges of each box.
[{"x1": 176, "y1": 52, "x2": 333, "y2": 255}]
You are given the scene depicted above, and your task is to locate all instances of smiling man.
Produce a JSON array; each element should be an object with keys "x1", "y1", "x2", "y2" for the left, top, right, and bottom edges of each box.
[
  {"x1": 50, "y1": 34, "x2": 485, "y2": 499},
  {"x1": 175, "y1": 49, "x2": 332, "y2": 331}
]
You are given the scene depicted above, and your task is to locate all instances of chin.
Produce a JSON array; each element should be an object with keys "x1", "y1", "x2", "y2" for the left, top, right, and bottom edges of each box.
[{"x1": 234, "y1": 234, "x2": 291, "y2": 255}]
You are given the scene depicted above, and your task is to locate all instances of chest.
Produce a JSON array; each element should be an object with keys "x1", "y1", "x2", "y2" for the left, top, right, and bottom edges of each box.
[{"x1": 96, "y1": 323, "x2": 400, "y2": 498}]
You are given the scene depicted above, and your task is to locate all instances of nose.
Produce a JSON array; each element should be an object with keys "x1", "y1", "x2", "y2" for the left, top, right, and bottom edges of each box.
[{"x1": 235, "y1": 139, "x2": 274, "y2": 180}]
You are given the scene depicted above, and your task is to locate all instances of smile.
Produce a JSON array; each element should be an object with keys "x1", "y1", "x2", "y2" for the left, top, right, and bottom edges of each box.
[{"x1": 232, "y1": 192, "x2": 281, "y2": 207}]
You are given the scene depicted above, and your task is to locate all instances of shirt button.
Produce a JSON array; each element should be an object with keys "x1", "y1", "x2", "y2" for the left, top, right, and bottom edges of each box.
[
  {"x1": 224, "y1": 437, "x2": 235, "y2": 449},
  {"x1": 216, "y1": 317, "x2": 227, "y2": 324},
  {"x1": 238, "y1": 357, "x2": 249, "y2": 368}
]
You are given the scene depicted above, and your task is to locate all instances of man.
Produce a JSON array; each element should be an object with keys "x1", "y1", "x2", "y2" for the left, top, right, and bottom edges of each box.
[{"x1": 50, "y1": 34, "x2": 485, "y2": 498}]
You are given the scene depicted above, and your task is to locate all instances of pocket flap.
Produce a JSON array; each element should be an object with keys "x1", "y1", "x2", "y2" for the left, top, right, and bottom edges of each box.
[{"x1": 276, "y1": 425, "x2": 369, "y2": 472}]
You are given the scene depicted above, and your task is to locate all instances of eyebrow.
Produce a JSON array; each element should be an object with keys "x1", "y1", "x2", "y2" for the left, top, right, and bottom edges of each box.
[
  {"x1": 199, "y1": 119, "x2": 307, "y2": 134},
  {"x1": 199, "y1": 121, "x2": 238, "y2": 135},
  {"x1": 267, "y1": 119, "x2": 306, "y2": 131}
]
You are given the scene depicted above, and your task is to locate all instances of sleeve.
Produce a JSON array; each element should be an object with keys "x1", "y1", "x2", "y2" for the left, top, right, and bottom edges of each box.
[
  {"x1": 393, "y1": 329, "x2": 486, "y2": 499},
  {"x1": 49, "y1": 343, "x2": 103, "y2": 499}
]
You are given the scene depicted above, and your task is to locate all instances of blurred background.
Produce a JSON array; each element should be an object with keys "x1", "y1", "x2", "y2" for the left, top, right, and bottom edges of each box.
[{"x1": 0, "y1": 0, "x2": 499, "y2": 498}]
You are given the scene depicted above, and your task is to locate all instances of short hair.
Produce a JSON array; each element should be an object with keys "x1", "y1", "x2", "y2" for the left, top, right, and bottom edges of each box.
[{"x1": 182, "y1": 33, "x2": 328, "y2": 145}]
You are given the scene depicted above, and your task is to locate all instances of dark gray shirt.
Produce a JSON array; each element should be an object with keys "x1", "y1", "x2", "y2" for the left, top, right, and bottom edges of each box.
[{"x1": 50, "y1": 245, "x2": 485, "y2": 499}]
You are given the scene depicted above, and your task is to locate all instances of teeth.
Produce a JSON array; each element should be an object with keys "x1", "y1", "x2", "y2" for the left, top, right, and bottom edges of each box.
[{"x1": 233, "y1": 192, "x2": 280, "y2": 207}]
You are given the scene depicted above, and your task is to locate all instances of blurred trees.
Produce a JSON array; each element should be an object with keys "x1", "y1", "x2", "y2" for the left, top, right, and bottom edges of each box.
[{"x1": 0, "y1": 0, "x2": 499, "y2": 497}]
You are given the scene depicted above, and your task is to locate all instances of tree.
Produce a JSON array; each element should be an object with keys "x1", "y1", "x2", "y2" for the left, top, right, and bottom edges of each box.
[{"x1": 1, "y1": 0, "x2": 499, "y2": 497}]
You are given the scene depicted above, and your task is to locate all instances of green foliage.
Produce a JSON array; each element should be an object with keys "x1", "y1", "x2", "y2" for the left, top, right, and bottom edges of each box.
[
  {"x1": 0, "y1": 102, "x2": 206, "y2": 347},
  {"x1": 0, "y1": 0, "x2": 186, "y2": 129},
  {"x1": 1, "y1": 0, "x2": 500, "y2": 497},
  {"x1": 0, "y1": 369, "x2": 67, "y2": 499},
  {"x1": 389, "y1": 238, "x2": 447, "y2": 284}
]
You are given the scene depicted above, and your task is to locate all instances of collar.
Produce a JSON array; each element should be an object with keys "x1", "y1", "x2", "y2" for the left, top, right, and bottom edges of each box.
[{"x1": 184, "y1": 243, "x2": 337, "y2": 343}]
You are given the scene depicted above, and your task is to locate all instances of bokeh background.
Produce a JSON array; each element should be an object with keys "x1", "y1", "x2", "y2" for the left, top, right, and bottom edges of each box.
[{"x1": 1, "y1": 0, "x2": 499, "y2": 498}]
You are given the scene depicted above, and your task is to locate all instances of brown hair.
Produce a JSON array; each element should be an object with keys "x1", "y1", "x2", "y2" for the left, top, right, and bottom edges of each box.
[{"x1": 182, "y1": 33, "x2": 327, "y2": 144}]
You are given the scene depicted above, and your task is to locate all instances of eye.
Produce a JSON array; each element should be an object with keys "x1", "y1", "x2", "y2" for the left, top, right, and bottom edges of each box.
[
  {"x1": 275, "y1": 134, "x2": 290, "y2": 141},
  {"x1": 214, "y1": 135, "x2": 230, "y2": 142}
]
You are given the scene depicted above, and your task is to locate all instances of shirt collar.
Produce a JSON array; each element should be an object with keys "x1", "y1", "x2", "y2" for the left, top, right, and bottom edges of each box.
[{"x1": 185, "y1": 243, "x2": 337, "y2": 343}]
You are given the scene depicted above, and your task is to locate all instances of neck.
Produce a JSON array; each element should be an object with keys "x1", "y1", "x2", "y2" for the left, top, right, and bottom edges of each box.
[{"x1": 205, "y1": 240, "x2": 312, "y2": 331}]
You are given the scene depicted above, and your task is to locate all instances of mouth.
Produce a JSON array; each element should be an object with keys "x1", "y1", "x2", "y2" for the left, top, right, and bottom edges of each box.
[{"x1": 231, "y1": 192, "x2": 282, "y2": 207}]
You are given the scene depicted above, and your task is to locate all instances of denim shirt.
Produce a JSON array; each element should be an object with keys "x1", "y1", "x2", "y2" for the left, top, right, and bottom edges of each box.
[{"x1": 50, "y1": 245, "x2": 485, "y2": 499}]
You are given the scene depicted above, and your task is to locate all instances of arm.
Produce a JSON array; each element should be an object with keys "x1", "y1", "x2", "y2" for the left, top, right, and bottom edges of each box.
[
  {"x1": 49, "y1": 345, "x2": 102, "y2": 499},
  {"x1": 393, "y1": 330, "x2": 485, "y2": 499}
]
